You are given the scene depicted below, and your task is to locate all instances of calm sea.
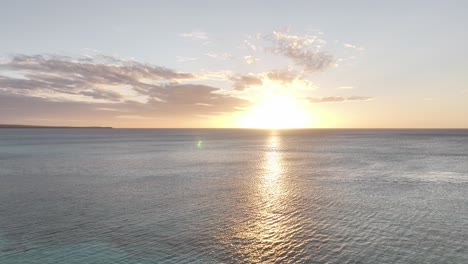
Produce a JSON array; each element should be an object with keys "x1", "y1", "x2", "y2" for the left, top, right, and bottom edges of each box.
[{"x1": 0, "y1": 129, "x2": 467, "y2": 263}]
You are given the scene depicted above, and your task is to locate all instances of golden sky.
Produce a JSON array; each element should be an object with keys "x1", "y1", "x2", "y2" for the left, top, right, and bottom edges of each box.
[{"x1": 1, "y1": 1, "x2": 467, "y2": 128}]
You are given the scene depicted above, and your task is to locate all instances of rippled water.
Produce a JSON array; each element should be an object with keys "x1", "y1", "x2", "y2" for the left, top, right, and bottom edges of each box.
[{"x1": 0, "y1": 129, "x2": 467, "y2": 263}]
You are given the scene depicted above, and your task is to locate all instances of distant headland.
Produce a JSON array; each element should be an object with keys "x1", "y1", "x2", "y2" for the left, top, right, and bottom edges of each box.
[{"x1": 0, "y1": 124, "x2": 112, "y2": 129}]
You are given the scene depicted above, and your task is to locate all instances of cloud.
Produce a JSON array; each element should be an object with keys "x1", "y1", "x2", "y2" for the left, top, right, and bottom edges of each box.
[
  {"x1": 344, "y1": 43, "x2": 365, "y2": 51},
  {"x1": 244, "y1": 55, "x2": 258, "y2": 64},
  {"x1": 266, "y1": 70, "x2": 299, "y2": 83},
  {"x1": 143, "y1": 84, "x2": 250, "y2": 116},
  {"x1": 308, "y1": 96, "x2": 374, "y2": 103},
  {"x1": 176, "y1": 56, "x2": 198, "y2": 62},
  {"x1": 242, "y1": 33, "x2": 264, "y2": 51},
  {"x1": 0, "y1": 54, "x2": 198, "y2": 104},
  {"x1": 230, "y1": 75, "x2": 263, "y2": 91},
  {"x1": 243, "y1": 40, "x2": 258, "y2": 51},
  {"x1": 230, "y1": 70, "x2": 315, "y2": 91},
  {"x1": 95, "y1": 107, "x2": 119, "y2": 111},
  {"x1": 205, "y1": 53, "x2": 232, "y2": 60},
  {"x1": 79, "y1": 89, "x2": 124, "y2": 102},
  {"x1": 338, "y1": 86, "x2": 354, "y2": 89},
  {"x1": 263, "y1": 31, "x2": 335, "y2": 72},
  {"x1": 0, "y1": 54, "x2": 251, "y2": 118},
  {"x1": 116, "y1": 115, "x2": 160, "y2": 120},
  {"x1": 179, "y1": 31, "x2": 209, "y2": 40},
  {"x1": 230, "y1": 70, "x2": 313, "y2": 91},
  {"x1": 193, "y1": 70, "x2": 232, "y2": 81}
]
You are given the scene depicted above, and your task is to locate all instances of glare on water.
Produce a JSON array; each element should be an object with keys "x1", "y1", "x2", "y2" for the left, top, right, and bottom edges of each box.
[{"x1": 226, "y1": 132, "x2": 308, "y2": 263}]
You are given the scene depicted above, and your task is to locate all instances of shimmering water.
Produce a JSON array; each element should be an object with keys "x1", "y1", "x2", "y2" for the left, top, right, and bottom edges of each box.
[{"x1": 0, "y1": 129, "x2": 467, "y2": 263}]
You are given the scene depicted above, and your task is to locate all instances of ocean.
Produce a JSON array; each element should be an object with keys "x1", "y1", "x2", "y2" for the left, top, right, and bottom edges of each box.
[{"x1": 0, "y1": 129, "x2": 467, "y2": 263}]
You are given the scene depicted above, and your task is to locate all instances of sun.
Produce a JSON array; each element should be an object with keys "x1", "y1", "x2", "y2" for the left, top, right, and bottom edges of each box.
[{"x1": 239, "y1": 92, "x2": 312, "y2": 129}]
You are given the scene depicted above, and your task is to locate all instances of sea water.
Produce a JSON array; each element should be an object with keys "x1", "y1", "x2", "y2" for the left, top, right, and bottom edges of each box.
[{"x1": 0, "y1": 129, "x2": 467, "y2": 263}]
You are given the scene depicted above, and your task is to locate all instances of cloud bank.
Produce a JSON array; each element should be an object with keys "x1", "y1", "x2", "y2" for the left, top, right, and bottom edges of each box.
[{"x1": 0, "y1": 54, "x2": 250, "y2": 119}]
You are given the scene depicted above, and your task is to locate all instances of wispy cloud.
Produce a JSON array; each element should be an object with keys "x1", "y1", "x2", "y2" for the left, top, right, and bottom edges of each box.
[
  {"x1": 95, "y1": 107, "x2": 119, "y2": 111},
  {"x1": 179, "y1": 31, "x2": 209, "y2": 40},
  {"x1": 308, "y1": 96, "x2": 374, "y2": 103},
  {"x1": 230, "y1": 75, "x2": 263, "y2": 91},
  {"x1": 116, "y1": 115, "x2": 160, "y2": 120},
  {"x1": 242, "y1": 34, "x2": 262, "y2": 51},
  {"x1": 264, "y1": 31, "x2": 335, "y2": 72},
  {"x1": 230, "y1": 69, "x2": 318, "y2": 91},
  {"x1": 205, "y1": 53, "x2": 232, "y2": 60},
  {"x1": 344, "y1": 43, "x2": 364, "y2": 51},
  {"x1": 338, "y1": 86, "x2": 354, "y2": 89},
  {"x1": 240, "y1": 31, "x2": 366, "y2": 74},
  {"x1": 193, "y1": 70, "x2": 232, "y2": 81},
  {"x1": 266, "y1": 70, "x2": 299, "y2": 83},
  {"x1": 176, "y1": 56, "x2": 198, "y2": 62}
]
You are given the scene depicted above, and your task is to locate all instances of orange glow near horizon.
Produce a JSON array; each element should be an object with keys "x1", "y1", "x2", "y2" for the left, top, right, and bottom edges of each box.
[
  {"x1": 233, "y1": 78, "x2": 321, "y2": 129},
  {"x1": 238, "y1": 91, "x2": 315, "y2": 129}
]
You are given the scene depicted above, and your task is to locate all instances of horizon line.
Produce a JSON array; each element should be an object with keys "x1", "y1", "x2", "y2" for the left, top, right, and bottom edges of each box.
[{"x1": 1, "y1": 124, "x2": 468, "y2": 130}]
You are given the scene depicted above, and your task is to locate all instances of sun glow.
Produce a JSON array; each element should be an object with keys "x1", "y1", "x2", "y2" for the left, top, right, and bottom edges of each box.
[{"x1": 239, "y1": 92, "x2": 312, "y2": 129}]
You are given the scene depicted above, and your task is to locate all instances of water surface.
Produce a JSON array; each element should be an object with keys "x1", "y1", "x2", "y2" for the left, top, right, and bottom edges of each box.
[{"x1": 0, "y1": 129, "x2": 467, "y2": 263}]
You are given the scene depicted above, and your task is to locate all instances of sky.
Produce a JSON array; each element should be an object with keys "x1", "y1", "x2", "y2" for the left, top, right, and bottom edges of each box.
[{"x1": 0, "y1": 0, "x2": 467, "y2": 128}]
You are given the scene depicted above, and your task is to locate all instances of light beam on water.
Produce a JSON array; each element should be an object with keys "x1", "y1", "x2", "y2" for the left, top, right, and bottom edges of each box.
[{"x1": 226, "y1": 131, "x2": 308, "y2": 263}]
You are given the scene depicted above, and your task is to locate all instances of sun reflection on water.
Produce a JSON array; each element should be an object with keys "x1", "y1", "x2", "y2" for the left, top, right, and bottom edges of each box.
[
  {"x1": 224, "y1": 132, "x2": 308, "y2": 263},
  {"x1": 260, "y1": 134, "x2": 285, "y2": 214}
]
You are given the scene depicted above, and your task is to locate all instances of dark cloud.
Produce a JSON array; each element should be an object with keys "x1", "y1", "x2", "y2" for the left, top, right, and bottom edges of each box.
[
  {"x1": 230, "y1": 75, "x2": 263, "y2": 91},
  {"x1": 146, "y1": 84, "x2": 250, "y2": 116},
  {"x1": 0, "y1": 54, "x2": 197, "y2": 102},
  {"x1": 0, "y1": 54, "x2": 251, "y2": 120},
  {"x1": 5, "y1": 54, "x2": 193, "y2": 80},
  {"x1": 308, "y1": 96, "x2": 374, "y2": 103},
  {"x1": 79, "y1": 90, "x2": 123, "y2": 101},
  {"x1": 0, "y1": 94, "x2": 118, "y2": 123}
]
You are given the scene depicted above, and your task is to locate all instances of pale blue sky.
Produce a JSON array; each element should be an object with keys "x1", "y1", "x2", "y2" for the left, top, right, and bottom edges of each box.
[{"x1": 1, "y1": 0, "x2": 467, "y2": 127}]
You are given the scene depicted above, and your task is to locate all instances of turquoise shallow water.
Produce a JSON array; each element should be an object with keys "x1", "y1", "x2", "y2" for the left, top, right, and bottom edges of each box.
[{"x1": 0, "y1": 129, "x2": 467, "y2": 263}]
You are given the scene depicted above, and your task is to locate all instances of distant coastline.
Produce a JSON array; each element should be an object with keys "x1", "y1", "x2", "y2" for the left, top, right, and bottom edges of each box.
[{"x1": 0, "y1": 124, "x2": 112, "y2": 129}]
